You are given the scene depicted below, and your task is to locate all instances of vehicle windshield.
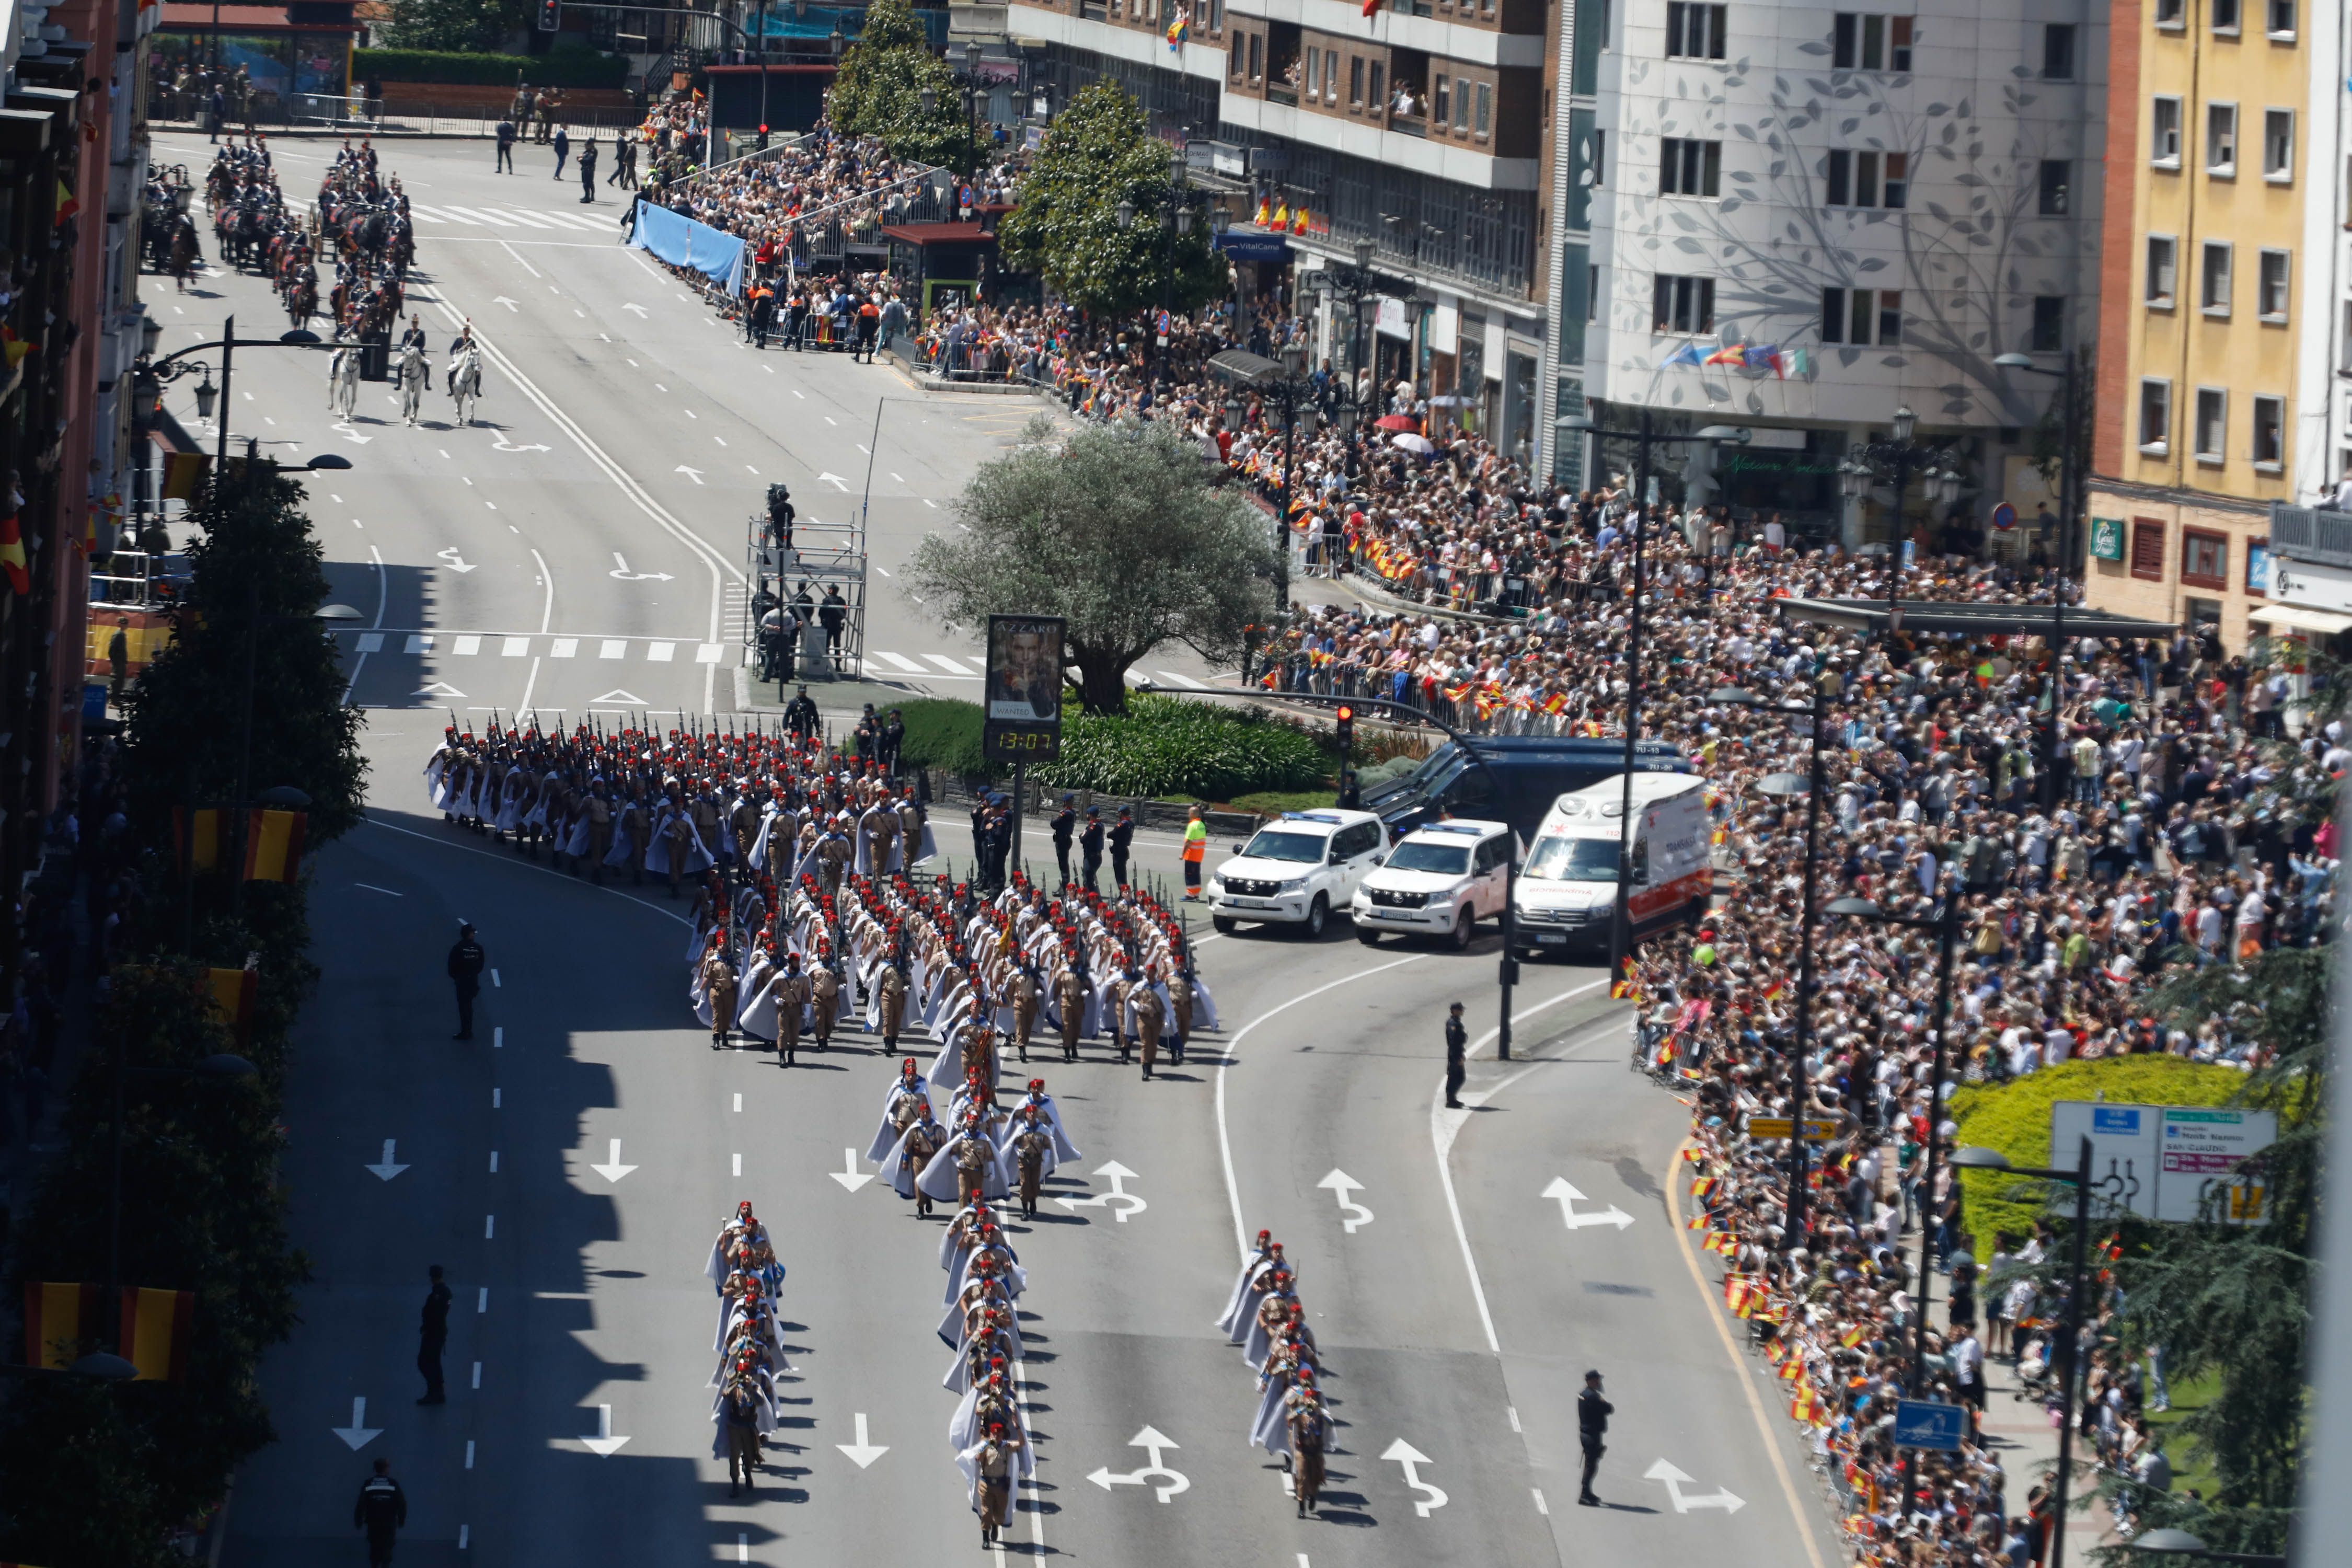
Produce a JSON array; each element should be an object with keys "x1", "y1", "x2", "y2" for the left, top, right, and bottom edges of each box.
[
  {"x1": 1523, "y1": 832, "x2": 1621, "y2": 882},
  {"x1": 1364, "y1": 743, "x2": 1461, "y2": 804},
  {"x1": 1386, "y1": 841, "x2": 1471, "y2": 875},
  {"x1": 1239, "y1": 830, "x2": 1328, "y2": 864}
]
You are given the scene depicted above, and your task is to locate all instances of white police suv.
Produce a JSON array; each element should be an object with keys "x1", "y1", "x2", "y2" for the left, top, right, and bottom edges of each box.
[
  {"x1": 1350, "y1": 818, "x2": 1511, "y2": 950},
  {"x1": 1207, "y1": 808, "x2": 1388, "y2": 938}
]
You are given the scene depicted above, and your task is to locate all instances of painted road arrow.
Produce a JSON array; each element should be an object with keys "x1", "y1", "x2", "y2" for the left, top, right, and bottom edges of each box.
[
  {"x1": 1087, "y1": 1426, "x2": 1187, "y2": 1501},
  {"x1": 817, "y1": 471, "x2": 850, "y2": 491},
  {"x1": 674, "y1": 465, "x2": 705, "y2": 486},
  {"x1": 1055, "y1": 1160, "x2": 1145, "y2": 1221},
  {"x1": 364, "y1": 1139, "x2": 409, "y2": 1181},
  {"x1": 828, "y1": 1148, "x2": 874, "y2": 1193},
  {"x1": 491, "y1": 295, "x2": 520, "y2": 312},
  {"x1": 579, "y1": 1403, "x2": 631, "y2": 1457},
  {"x1": 436, "y1": 547, "x2": 478, "y2": 574},
  {"x1": 587, "y1": 1138, "x2": 638, "y2": 1183},
  {"x1": 1543, "y1": 1176, "x2": 1634, "y2": 1230},
  {"x1": 1318, "y1": 1169, "x2": 1375, "y2": 1233},
  {"x1": 1382, "y1": 1439, "x2": 1449, "y2": 1516},
  {"x1": 607, "y1": 552, "x2": 675, "y2": 582},
  {"x1": 332, "y1": 1397, "x2": 384, "y2": 1450},
  {"x1": 835, "y1": 1412, "x2": 889, "y2": 1468},
  {"x1": 1644, "y1": 1458, "x2": 1746, "y2": 1513},
  {"x1": 622, "y1": 303, "x2": 649, "y2": 317}
]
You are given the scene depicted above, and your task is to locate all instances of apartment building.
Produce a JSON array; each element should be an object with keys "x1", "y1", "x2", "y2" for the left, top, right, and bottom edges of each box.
[
  {"x1": 1006, "y1": 0, "x2": 1555, "y2": 467},
  {"x1": 1569, "y1": 0, "x2": 2104, "y2": 542},
  {"x1": 2085, "y1": 0, "x2": 2311, "y2": 649}
]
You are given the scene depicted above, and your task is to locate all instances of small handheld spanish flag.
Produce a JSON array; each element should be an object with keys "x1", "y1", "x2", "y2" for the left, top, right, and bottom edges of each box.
[
  {"x1": 206, "y1": 964, "x2": 259, "y2": 1046},
  {"x1": 243, "y1": 806, "x2": 307, "y2": 883},
  {"x1": 1609, "y1": 957, "x2": 1638, "y2": 1000}
]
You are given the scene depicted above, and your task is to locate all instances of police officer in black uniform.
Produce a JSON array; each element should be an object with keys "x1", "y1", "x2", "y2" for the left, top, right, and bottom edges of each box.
[
  {"x1": 783, "y1": 685, "x2": 820, "y2": 741},
  {"x1": 1444, "y1": 1001, "x2": 1468, "y2": 1109},
  {"x1": 1577, "y1": 1369, "x2": 1613, "y2": 1505},
  {"x1": 1050, "y1": 794, "x2": 1077, "y2": 885},
  {"x1": 354, "y1": 1458, "x2": 407, "y2": 1566},
  {"x1": 417, "y1": 1264, "x2": 451, "y2": 1404},
  {"x1": 1079, "y1": 808, "x2": 1105, "y2": 893},
  {"x1": 447, "y1": 921, "x2": 485, "y2": 1041},
  {"x1": 1109, "y1": 806, "x2": 1136, "y2": 890}
]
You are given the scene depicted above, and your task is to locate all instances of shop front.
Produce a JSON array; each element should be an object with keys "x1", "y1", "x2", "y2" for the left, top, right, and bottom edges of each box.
[{"x1": 155, "y1": 4, "x2": 360, "y2": 122}]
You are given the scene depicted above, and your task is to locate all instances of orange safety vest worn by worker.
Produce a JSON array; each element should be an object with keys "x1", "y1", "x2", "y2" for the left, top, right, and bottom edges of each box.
[{"x1": 1183, "y1": 820, "x2": 1207, "y2": 862}]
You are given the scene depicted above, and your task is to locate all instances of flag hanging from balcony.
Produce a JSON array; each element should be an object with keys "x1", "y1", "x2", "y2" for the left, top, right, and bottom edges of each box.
[
  {"x1": 1703, "y1": 341, "x2": 1746, "y2": 366},
  {"x1": 1166, "y1": 6, "x2": 1187, "y2": 49},
  {"x1": 1657, "y1": 342, "x2": 1703, "y2": 368},
  {"x1": 1290, "y1": 204, "x2": 1310, "y2": 234},
  {"x1": 206, "y1": 964, "x2": 259, "y2": 1045},
  {"x1": 174, "y1": 806, "x2": 225, "y2": 872},
  {"x1": 54, "y1": 178, "x2": 78, "y2": 224},
  {"x1": 118, "y1": 1286, "x2": 195, "y2": 1382},
  {"x1": 242, "y1": 807, "x2": 307, "y2": 883},
  {"x1": 0, "y1": 511, "x2": 27, "y2": 596},
  {"x1": 22, "y1": 1281, "x2": 105, "y2": 1369},
  {"x1": 1254, "y1": 195, "x2": 1271, "y2": 225}
]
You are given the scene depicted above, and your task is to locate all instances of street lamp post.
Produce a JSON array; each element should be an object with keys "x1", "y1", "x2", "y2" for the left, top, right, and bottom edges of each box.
[
  {"x1": 1952, "y1": 1138, "x2": 2098, "y2": 1568},
  {"x1": 1826, "y1": 890, "x2": 1963, "y2": 1509},
  {"x1": 1993, "y1": 350, "x2": 2082, "y2": 809},
  {"x1": 1114, "y1": 151, "x2": 1204, "y2": 390},
  {"x1": 1838, "y1": 405, "x2": 1964, "y2": 622},
  {"x1": 1562, "y1": 414, "x2": 1749, "y2": 975},
  {"x1": 1713, "y1": 682, "x2": 1835, "y2": 1250}
]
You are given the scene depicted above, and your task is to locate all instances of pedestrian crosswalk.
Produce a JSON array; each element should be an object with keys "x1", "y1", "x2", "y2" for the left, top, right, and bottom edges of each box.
[
  {"x1": 347, "y1": 630, "x2": 739, "y2": 665},
  {"x1": 855, "y1": 653, "x2": 1197, "y2": 688},
  {"x1": 408, "y1": 203, "x2": 614, "y2": 235}
]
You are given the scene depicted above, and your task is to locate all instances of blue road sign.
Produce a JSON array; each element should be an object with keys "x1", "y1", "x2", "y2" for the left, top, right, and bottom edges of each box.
[{"x1": 1894, "y1": 1398, "x2": 1967, "y2": 1452}]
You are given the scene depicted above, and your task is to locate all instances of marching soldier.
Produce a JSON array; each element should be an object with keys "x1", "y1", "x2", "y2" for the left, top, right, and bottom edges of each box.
[
  {"x1": 1055, "y1": 964, "x2": 1086, "y2": 1063},
  {"x1": 877, "y1": 956, "x2": 908, "y2": 1046},
  {"x1": 964, "y1": 1422, "x2": 1019, "y2": 1548},
  {"x1": 1167, "y1": 964, "x2": 1194, "y2": 1067},
  {"x1": 809, "y1": 958, "x2": 839, "y2": 1050},
  {"x1": 1010, "y1": 1114, "x2": 1052, "y2": 1219},
  {"x1": 773, "y1": 954, "x2": 809, "y2": 1066},
  {"x1": 1009, "y1": 964, "x2": 1040, "y2": 1063},
  {"x1": 1131, "y1": 969, "x2": 1166, "y2": 1080},
  {"x1": 700, "y1": 941, "x2": 737, "y2": 1050}
]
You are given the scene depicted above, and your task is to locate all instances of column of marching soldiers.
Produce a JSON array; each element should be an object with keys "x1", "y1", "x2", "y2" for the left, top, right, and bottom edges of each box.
[{"x1": 468, "y1": 720, "x2": 1229, "y2": 1540}]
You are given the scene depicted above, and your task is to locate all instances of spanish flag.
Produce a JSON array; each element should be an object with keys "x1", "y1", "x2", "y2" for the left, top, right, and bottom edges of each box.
[
  {"x1": 22, "y1": 1280, "x2": 105, "y2": 1369},
  {"x1": 206, "y1": 965, "x2": 258, "y2": 1045},
  {"x1": 1254, "y1": 195, "x2": 1271, "y2": 225},
  {"x1": 1165, "y1": 8, "x2": 1187, "y2": 49},
  {"x1": 243, "y1": 807, "x2": 307, "y2": 883},
  {"x1": 1270, "y1": 201, "x2": 1289, "y2": 228},
  {"x1": 175, "y1": 806, "x2": 225, "y2": 872},
  {"x1": 0, "y1": 325, "x2": 35, "y2": 368},
  {"x1": 118, "y1": 1286, "x2": 194, "y2": 1382},
  {"x1": 1839, "y1": 1322, "x2": 1867, "y2": 1348},
  {"x1": 1609, "y1": 956, "x2": 1638, "y2": 1000},
  {"x1": 54, "y1": 177, "x2": 78, "y2": 224},
  {"x1": 0, "y1": 512, "x2": 25, "y2": 596},
  {"x1": 162, "y1": 451, "x2": 211, "y2": 501},
  {"x1": 1290, "y1": 204, "x2": 1310, "y2": 234}
]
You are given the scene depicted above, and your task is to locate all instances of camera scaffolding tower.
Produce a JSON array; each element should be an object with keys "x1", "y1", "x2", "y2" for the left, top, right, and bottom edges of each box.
[{"x1": 743, "y1": 483, "x2": 868, "y2": 684}]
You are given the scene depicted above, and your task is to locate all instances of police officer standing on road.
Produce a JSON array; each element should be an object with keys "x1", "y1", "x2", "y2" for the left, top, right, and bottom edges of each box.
[
  {"x1": 447, "y1": 921, "x2": 485, "y2": 1041},
  {"x1": 354, "y1": 1458, "x2": 407, "y2": 1566},
  {"x1": 1050, "y1": 794, "x2": 1076, "y2": 885},
  {"x1": 819, "y1": 584, "x2": 848, "y2": 668},
  {"x1": 880, "y1": 708, "x2": 905, "y2": 777},
  {"x1": 1444, "y1": 1001, "x2": 1468, "y2": 1109},
  {"x1": 1109, "y1": 806, "x2": 1136, "y2": 889},
  {"x1": 416, "y1": 1264, "x2": 451, "y2": 1404},
  {"x1": 1577, "y1": 1369, "x2": 1613, "y2": 1506},
  {"x1": 1079, "y1": 808, "x2": 1105, "y2": 893},
  {"x1": 783, "y1": 685, "x2": 819, "y2": 741}
]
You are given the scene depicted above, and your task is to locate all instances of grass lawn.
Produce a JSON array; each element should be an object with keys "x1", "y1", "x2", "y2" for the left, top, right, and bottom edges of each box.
[
  {"x1": 2141, "y1": 1369, "x2": 2221, "y2": 1499},
  {"x1": 1225, "y1": 789, "x2": 1341, "y2": 815}
]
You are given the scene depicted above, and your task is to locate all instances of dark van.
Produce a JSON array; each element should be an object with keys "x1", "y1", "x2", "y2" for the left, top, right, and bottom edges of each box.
[{"x1": 1359, "y1": 736, "x2": 1691, "y2": 844}]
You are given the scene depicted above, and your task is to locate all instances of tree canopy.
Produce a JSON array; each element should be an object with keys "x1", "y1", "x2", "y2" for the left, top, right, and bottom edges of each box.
[
  {"x1": 995, "y1": 81, "x2": 1230, "y2": 318},
  {"x1": 824, "y1": 0, "x2": 966, "y2": 170},
  {"x1": 379, "y1": 0, "x2": 525, "y2": 53},
  {"x1": 905, "y1": 416, "x2": 1276, "y2": 714}
]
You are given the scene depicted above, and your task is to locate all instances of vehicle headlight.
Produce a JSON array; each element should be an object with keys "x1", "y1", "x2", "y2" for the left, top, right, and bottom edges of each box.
[{"x1": 1276, "y1": 876, "x2": 1308, "y2": 893}]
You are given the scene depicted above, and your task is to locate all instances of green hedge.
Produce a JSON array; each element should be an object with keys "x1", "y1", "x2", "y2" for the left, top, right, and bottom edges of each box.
[
  {"x1": 354, "y1": 48, "x2": 628, "y2": 89},
  {"x1": 1040, "y1": 694, "x2": 1330, "y2": 801},
  {"x1": 1949, "y1": 1057, "x2": 2245, "y2": 1245},
  {"x1": 893, "y1": 697, "x2": 989, "y2": 778}
]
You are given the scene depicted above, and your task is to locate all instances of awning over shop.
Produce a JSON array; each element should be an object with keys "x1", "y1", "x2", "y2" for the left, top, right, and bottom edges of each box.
[
  {"x1": 1772, "y1": 597, "x2": 2180, "y2": 639},
  {"x1": 2247, "y1": 603, "x2": 2352, "y2": 637}
]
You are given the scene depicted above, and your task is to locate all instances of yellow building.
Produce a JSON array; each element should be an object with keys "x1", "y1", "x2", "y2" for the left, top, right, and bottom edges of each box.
[{"x1": 2087, "y1": 0, "x2": 2310, "y2": 648}]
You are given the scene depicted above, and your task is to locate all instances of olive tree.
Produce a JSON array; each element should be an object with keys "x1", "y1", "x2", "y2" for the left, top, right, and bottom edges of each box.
[{"x1": 906, "y1": 416, "x2": 1276, "y2": 714}]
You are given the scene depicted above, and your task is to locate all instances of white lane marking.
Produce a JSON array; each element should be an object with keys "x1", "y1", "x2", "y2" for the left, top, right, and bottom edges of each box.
[
  {"x1": 599, "y1": 640, "x2": 627, "y2": 659},
  {"x1": 531, "y1": 548, "x2": 556, "y2": 633},
  {"x1": 331, "y1": 1397, "x2": 383, "y2": 1449},
  {"x1": 551, "y1": 638, "x2": 578, "y2": 658},
  {"x1": 443, "y1": 205, "x2": 520, "y2": 227},
  {"x1": 405, "y1": 635, "x2": 433, "y2": 654},
  {"x1": 696, "y1": 643, "x2": 723, "y2": 664},
  {"x1": 1508, "y1": 1405, "x2": 1521, "y2": 1433},
  {"x1": 485, "y1": 1214, "x2": 495, "y2": 1238},
  {"x1": 496, "y1": 239, "x2": 543, "y2": 280},
  {"x1": 501, "y1": 637, "x2": 530, "y2": 658},
  {"x1": 477, "y1": 1287, "x2": 489, "y2": 1312},
  {"x1": 490, "y1": 971, "x2": 502, "y2": 987},
  {"x1": 459, "y1": 1525, "x2": 469, "y2": 1550},
  {"x1": 354, "y1": 880, "x2": 398, "y2": 894},
  {"x1": 361, "y1": 815, "x2": 694, "y2": 929},
  {"x1": 647, "y1": 642, "x2": 675, "y2": 662},
  {"x1": 494, "y1": 1027, "x2": 504, "y2": 1048},
  {"x1": 1532, "y1": 1488, "x2": 1549, "y2": 1515},
  {"x1": 491, "y1": 208, "x2": 562, "y2": 230},
  {"x1": 923, "y1": 654, "x2": 972, "y2": 674},
  {"x1": 733, "y1": 1093, "x2": 742, "y2": 1112},
  {"x1": 454, "y1": 635, "x2": 483, "y2": 656},
  {"x1": 836, "y1": 1411, "x2": 890, "y2": 1468},
  {"x1": 1382, "y1": 1440, "x2": 1448, "y2": 1516},
  {"x1": 489, "y1": 1151, "x2": 499, "y2": 1172},
  {"x1": 1217, "y1": 955, "x2": 1425, "y2": 1260},
  {"x1": 472, "y1": 1362, "x2": 483, "y2": 1390},
  {"x1": 732, "y1": 1151, "x2": 742, "y2": 1177},
  {"x1": 517, "y1": 655, "x2": 543, "y2": 714},
  {"x1": 578, "y1": 1404, "x2": 631, "y2": 1456},
  {"x1": 492, "y1": 1089, "x2": 501, "y2": 1108},
  {"x1": 923, "y1": 498, "x2": 937, "y2": 509},
  {"x1": 355, "y1": 633, "x2": 384, "y2": 653},
  {"x1": 466, "y1": 1440, "x2": 476, "y2": 1468}
]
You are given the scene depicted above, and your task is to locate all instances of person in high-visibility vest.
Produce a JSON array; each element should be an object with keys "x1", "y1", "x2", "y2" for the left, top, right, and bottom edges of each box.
[{"x1": 1182, "y1": 806, "x2": 1208, "y2": 901}]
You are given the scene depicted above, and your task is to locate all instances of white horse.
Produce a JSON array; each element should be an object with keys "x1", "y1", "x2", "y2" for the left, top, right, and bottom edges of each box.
[
  {"x1": 448, "y1": 342, "x2": 482, "y2": 426},
  {"x1": 397, "y1": 342, "x2": 429, "y2": 425},
  {"x1": 327, "y1": 342, "x2": 361, "y2": 421}
]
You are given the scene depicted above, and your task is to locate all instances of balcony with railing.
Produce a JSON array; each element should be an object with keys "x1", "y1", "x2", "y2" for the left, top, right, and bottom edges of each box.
[{"x1": 2270, "y1": 502, "x2": 2352, "y2": 568}]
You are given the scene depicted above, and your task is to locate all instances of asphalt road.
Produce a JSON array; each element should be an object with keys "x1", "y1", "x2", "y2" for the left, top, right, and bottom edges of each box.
[{"x1": 160, "y1": 133, "x2": 1832, "y2": 1568}]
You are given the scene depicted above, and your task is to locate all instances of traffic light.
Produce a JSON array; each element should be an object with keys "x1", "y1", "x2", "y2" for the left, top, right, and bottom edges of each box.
[
  {"x1": 1333, "y1": 704, "x2": 1355, "y2": 752},
  {"x1": 536, "y1": 0, "x2": 560, "y2": 31}
]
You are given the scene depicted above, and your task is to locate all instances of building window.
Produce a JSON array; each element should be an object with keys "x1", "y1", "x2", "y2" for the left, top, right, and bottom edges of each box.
[
  {"x1": 2213, "y1": 0, "x2": 2240, "y2": 31},
  {"x1": 2155, "y1": 0, "x2": 2184, "y2": 20},
  {"x1": 1666, "y1": 3, "x2": 1728, "y2": 59},
  {"x1": 2138, "y1": 378, "x2": 2172, "y2": 452},
  {"x1": 1231, "y1": 40, "x2": 1244, "y2": 80},
  {"x1": 2195, "y1": 387, "x2": 2228, "y2": 463},
  {"x1": 2268, "y1": 0, "x2": 2296, "y2": 36},
  {"x1": 1661, "y1": 137, "x2": 1723, "y2": 197},
  {"x1": 2131, "y1": 519, "x2": 2167, "y2": 580},
  {"x1": 1588, "y1": 263, "x2": 1602, "y2": 322},
  {"x1": 1591, "y1": 128, "x2": 1606, "y2": 186},
  {"x1": 1821, "y1": 286, "x2": 1901, "y2": 345},
  {"x1": 1368, "y1": 60, "x2": 1383, "y2": 109},
  {"x1": 1306, "y1": 47, "x2": 1319, "y2": 97},
  {"x1": 2031, "y1": 296, "x2": 2066, "y2": 352},
  {"x1": 1455, "y1": 76, "x2": 1471, "y2": 130},
  {"x1": 1831, "y1": 14, "x2": 1912, "y2": 71},
  {"x1": 2257, "y1": 249, "x2": 2290, "y2": 321},
  {"x1": 1328, "y1": 49, "x2": 1341, "y2": 102},
  {"x1": 2182, "y1": 529, "x2": 2229, "y2": 588},
  {"x1": 2207, "y1": 104, "x2": 2237, "y2": 176},
  {"x1": 2152, "y1": 96, "x2": 2182, "y2": 166},
  {"x1": 2200, "y1": 241, "x2": 2232, "y2": 315},
  {"x1": 2248, "y1": 538, "x2": 2272, "y2": 596},
  {"x1": 1653, "y1": 274, "x2": 1716, "y2": 333},
  {"x1": 1825, "y1": 149, "x2": 1906, "y2": 207},
  {"x1": 2043, "y1": 24, "x2": 2077, "y2": 79},
  {"x1": 1433, "y1": 76, "x2": 1449, "y2": 123},
  {"x1": 1350, "y1": 55, "x2": 1364, "y2": 105},
  {"x1": 2146, "y1": 235, "x2": 2177, "y2": 307},
  {"x1": 1249, "y1": 32, "x2": 1261, "y2": 81},
  {"x1": 2263, "y1": 109, "x2": 2294, "y2": 181},
  {"x1": 1475, "y1": 82, "x2": 1491, "y2": 135},
  {"x1": 2252, "y1": 396, "x2": 2285, "y2": 467},
  {"x1": 2037, "y1": 160, "x2": 2071, "y2": 215}
]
